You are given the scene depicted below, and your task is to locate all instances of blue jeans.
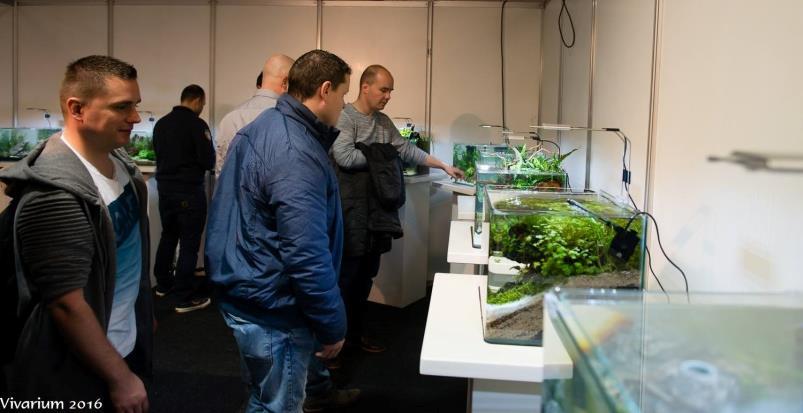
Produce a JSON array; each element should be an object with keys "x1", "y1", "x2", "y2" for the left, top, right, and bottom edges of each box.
[{"x1": 221, "y1": 310, "x2": 333, "y2": 413}]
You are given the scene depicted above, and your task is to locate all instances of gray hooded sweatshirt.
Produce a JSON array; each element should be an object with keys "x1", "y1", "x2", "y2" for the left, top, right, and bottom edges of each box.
[{"x1": 0, "y1": 133, "x2": 153, "y2": 401}]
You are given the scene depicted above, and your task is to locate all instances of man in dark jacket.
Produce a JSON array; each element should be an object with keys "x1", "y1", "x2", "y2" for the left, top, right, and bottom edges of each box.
[
  {"x1": 152, "y1": 84, "x2": 215, "y2": 313},
  {"x1": 0, "y1": 55, "x2": 153, "y2": 412},
  {"x1": 331, "y1": 65, "x2": 463, "y2": 353},
  {"x1": 206, "y1": 50, "x2": 359, "y2": 413}
]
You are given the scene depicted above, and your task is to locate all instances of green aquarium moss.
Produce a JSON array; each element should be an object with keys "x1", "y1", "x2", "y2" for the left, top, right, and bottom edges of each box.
[{"x1": 488, "y1": 196, "x2": 643, "y2": 305}]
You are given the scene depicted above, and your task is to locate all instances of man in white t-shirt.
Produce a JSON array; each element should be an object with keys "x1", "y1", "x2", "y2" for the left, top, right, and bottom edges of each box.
[{"x1": 0, "y1": 55, "x2": 153, "y2": 412}]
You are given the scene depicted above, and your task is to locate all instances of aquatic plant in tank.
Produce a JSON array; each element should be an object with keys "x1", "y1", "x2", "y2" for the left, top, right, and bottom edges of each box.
[
  {"x1": 483, "y1": 188, "x2": 645, "y2": 346},
  {"x1": 472, "y1": 145, "x2": 574, "y2": 248},
  {"x1": 452, "y1": 143, "x2": 509, "y2": 185},
  {"x1": 0, "y1": 128, "x2": 59, "y2": 160},
  {"x1": 125, "y1": 131, "x2": 156, "y2": 165}
]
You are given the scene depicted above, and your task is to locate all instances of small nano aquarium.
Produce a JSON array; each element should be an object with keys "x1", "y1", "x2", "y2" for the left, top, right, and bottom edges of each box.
[
  {"x1": 0, "y1": 128, "x2": 60, "y2": 161},
  {"x1": 483, "y1": 188, "x2": 644, "y2": 346},
  {"x1": 472, "y1": 146, "x2": 573, "y2": 248},
  {"x1": 125, "y1": 131, "x2": 155, "y2": 165},
  {"x1": 452, "y1": 143, "x2": 509, "y2": 185}
]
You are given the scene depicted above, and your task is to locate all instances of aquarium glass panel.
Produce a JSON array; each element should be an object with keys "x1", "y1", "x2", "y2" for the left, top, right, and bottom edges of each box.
[
  {"x1": 544, "y1": 289, "x2": 803, "y2": 413},
  {"x1": 452, "y1": 143, "x2": 509, "y2": 185},
  {"x1": 125, "y1": 131, "x2": 155, "y2": 165},
  {"x1": 483, "y1": 188, "x2": 644, "y2": 346},
  {"x1": 0, "y1": 128, "x2": 60, "y2": 161}
]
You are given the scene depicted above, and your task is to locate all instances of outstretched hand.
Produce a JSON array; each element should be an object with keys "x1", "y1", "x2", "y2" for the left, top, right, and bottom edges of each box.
[{"x1": 443, "y1": 165, "x2": 465, "y2": 180}]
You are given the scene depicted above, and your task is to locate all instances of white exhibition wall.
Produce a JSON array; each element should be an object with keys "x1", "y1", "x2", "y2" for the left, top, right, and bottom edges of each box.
[
  {"x1": 18, "y1": 5, "x2": 107, "y2": 129},
  {"x1": 650, "y1": 0, "x2": 803, "y2": 292},
  {"x1": 544, "y1": 0, "x2": 803, "y2": 293},
  {"x1": 2, "y1": 1, "x2": 543, "y2": 281},
  {"x1": 0, "y1": 6, "x2": 11, "y2": 127}
]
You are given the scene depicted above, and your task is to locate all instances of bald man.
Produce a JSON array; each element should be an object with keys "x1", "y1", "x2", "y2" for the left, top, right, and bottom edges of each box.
[
  {"x1": 331, "y1": 65, "x2": 463, "y2": 354},
  {"x1": 215, "y1": 54, "x2": 294, "y2": 174}
]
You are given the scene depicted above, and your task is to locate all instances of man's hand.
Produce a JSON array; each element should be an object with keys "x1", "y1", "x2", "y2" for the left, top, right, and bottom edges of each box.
[
  {"x1": 315, "y1": 339, "x2": 345, "y2": 359},
  {"x1": 443, "y1": 165, "x2": 465, "y2": 180},
  {"x1": 109, "y1": 371, "x2": 149, "y2": 413}
]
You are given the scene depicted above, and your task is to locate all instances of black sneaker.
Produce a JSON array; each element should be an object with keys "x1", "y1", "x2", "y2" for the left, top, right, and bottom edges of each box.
[
  {"x1": 174, "y1": 296, "x2": 211, "y2": 314},
  {"x1": 153, "y1": 284, "x2": 173, "y2": 298},
  {"x1": 359, "y1": 336, "x2": 386, "y2": 353},
  {"x1": 302, "y1": 388, "x2": 360, "y2": 412}
]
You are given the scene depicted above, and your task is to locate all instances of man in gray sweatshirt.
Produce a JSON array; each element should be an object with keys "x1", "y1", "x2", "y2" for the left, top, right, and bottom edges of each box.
[{"x1": 331, "y1": 65, "x2": 462, "y2": 354}]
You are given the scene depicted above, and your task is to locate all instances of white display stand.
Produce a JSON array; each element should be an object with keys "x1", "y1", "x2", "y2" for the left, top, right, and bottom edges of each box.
[
  {"x1": 368, "y1": 174, "x2": 435, "y2": 308},
  {"x1": 457, "y1": 195, "x2": 475, "y2": 220},
  {"x1": 420, "y1": 273, "x2": 572, "y2": 413},
  {"x1": 432, "y1": 178, "x2": 475, "y2": 221},
  {"x1": 447, "y1": 220, "x2": 488, "y2": 274}
]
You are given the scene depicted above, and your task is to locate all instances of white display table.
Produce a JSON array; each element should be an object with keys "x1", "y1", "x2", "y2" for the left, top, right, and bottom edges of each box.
[
  {"x1": 420, "y1": 273, "x2": 572, "y2": 412},
  {"x1": 447, "y1": 220, "x2": 488, "y2": 274},
  {"x1": 456, "y1": 195, "x2": 475, "y2": 220},
  {"x1": 368, "y1": 174, "x2": 436, "y2": 308}
]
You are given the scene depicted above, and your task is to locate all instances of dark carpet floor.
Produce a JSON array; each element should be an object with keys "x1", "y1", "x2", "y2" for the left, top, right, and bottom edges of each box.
[{"x1": 150, "y1": 290, "x2": 467, "y2": 413}]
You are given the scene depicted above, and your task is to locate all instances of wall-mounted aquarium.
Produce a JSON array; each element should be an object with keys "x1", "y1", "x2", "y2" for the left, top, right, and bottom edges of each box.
[
  {"x1": 0, "y1": 128, "x2": 60, "y2": 161},
  {"x1": 543, "y1": 289, "x2": 803, "y2": 413},
  {"x1": 124, "y1": 131, "x2": 155, "y2": 165},
  {"x1": 483, "y1": 188, "x2": 644, "y2": 346}
]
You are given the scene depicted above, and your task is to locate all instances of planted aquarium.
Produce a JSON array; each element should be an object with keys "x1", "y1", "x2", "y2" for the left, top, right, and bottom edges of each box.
[
  {"x1": 483, "y1": 188, "x2": 644, "y2": 346},
  {"x1": 399, "y1": 124, "x2": 430, "y2": 176},
  {"x1": 543, "y1": 289, "x2": 803, "y2": 413},
  {"x1": 0, "y1": 128, "x2": 60, "y2": 161},
  {"x1": 125, "y1": 131, "x2": 155, "y2": 165},
  {"x1": 452, "y1": 143, "x2": 509, "y2": 185},
  {"x1": 472, "y1": 146, "x2": 573, "y2": 248}
]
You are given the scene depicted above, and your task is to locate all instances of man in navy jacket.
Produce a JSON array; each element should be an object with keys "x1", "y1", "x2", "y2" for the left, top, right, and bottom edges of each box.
[{"x1": 206, "y1": 50, "x2": 358, "y2": 412}]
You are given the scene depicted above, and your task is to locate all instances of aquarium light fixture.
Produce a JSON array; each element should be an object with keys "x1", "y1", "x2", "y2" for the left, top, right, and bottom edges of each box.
[
  {"x1": 26, "y1": 107, "x2": 52, "y2": 128},
  {"x1": 530, "y1": 124, "x2": 632, "y2": 186}
]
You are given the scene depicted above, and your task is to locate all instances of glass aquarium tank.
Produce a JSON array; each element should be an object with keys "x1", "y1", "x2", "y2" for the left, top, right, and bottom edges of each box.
[
  {"x1": 397, "y1": 122, "x2": 430, "y2": 176},
  {"x1": 543, "y1": 289, "x2": 803, "y2": 413},
  {"x1": 483, "y1": 188, "x2": 644, "y2": 346},
  {"x1": 0, "y1": 128, "x2": 60, "y2": 161},
  {"x1": 452, "y1": 143, "x2": 509, "y2": 185},
  {"x1": 472, "y1": 146, "x2": 573, "y2": 248},
  {"x1": 124, "y1": 131, "x2": 155, "y2": 165}
]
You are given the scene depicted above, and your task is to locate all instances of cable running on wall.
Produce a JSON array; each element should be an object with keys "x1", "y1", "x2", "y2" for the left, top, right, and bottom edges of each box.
[{"x1": 559, "y1": 0, "x2": 575, "y2": 48}]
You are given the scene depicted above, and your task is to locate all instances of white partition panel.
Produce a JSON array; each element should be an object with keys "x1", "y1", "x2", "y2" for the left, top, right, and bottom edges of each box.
[
  {"x1": 114, "y1": 4, "x2": 211, "y2": 127},
  {"x1": 649, "y1": 0, "x2": 803, "y2": 292},
  {"x1": 215, "y1": 3, "x2": 316, "y2": 129},
  {"x1": 18, "y1": 5, "x2": 107, "y2": 128},
  {"x1": 0, "y1": 6, "x2": 12, "y2": 127},
  {"x1": 589, "y1": 0, "x2": 654, "y2": 206},
  {"x1": 555, "y1": 0, "x2": 591, "y2": 191},
  {"x1": 428, "y1": 2, "x2": 541, "y2": 280},
  {"x1": 321, "y1": 2, "x2": 428, "y2": 126}
]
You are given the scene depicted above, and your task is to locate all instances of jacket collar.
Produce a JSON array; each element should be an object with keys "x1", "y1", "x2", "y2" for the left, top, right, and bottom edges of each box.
[
  {"x1": 171, "y1": 105, "x2": 198, "y2": 116},
  {"x1": 276, "y1": 94, "x2": 340, "y2": 152}
]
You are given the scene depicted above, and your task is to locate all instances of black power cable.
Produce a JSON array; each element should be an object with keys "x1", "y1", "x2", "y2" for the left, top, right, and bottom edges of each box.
[
  {"x1": 559, "y1": 0, "x2": 576, "y2": 48},
  {"x1": 625, "y1": 212, "x2": 690, "y2": 297}
]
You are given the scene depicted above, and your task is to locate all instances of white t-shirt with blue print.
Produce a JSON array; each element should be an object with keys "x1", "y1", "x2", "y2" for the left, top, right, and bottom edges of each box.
[{"x1": 62, "y1": 136, "x2": 141, "y2": 358}]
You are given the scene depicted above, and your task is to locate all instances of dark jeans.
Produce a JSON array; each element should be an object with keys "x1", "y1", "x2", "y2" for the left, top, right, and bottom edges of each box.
[
  {"x1": 154, "y1": 188, "x2": 207, "y2": 299},
  {"x1": 338, "y1": 254, "x2": 381, "y2": 343}
]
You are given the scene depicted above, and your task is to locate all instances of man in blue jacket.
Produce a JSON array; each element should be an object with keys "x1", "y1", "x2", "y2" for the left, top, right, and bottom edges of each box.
[{"x1": 206, "y1": 50, "x2": 358, "y2": 413}]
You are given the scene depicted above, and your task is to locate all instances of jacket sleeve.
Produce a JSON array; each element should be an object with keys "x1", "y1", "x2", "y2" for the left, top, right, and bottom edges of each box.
[
  {"x1": 195, "y1": 119, "x2": 216, "y2": 171},
  {"x1": 384, "y1": 115, "x2": 427, "y2": 165},
  {"x1": 267, "y1": 154, "x2": 346, "y2": 345},
  {"x1": 331, "y1": 110, "x2": 368, "y2": 170},
  {"x1": 215, "y1": 114, "x2": 237, "y2": 175},
  {"x1": 16, "y1": 191, "x2": 94, "y2": 303}
]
